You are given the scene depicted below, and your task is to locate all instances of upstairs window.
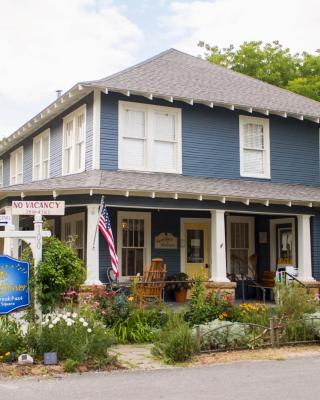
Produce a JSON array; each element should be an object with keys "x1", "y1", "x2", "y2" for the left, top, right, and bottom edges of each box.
[
  {"x1": 119, "y1": 101, "x2": 182, "y2": 173},
  {"x1": 33, "y1": 129, "x2": 50, "y2": 181},
  {"x1": 62, "y1": 105, "x2": 86, "y2": 175},
  {"x1": 239, "y1": 116, "x2": 270, "y2": 179},
  {"x1": 10, "y1": 147, "x2": 23, "y2": 185},
  {"x1": 0, "y1": 160, "x2": 3, "y2": 187}
]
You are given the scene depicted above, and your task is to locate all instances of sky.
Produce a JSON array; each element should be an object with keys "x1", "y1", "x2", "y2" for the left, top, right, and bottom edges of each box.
[{"x1": 0, "y1": 0, "x2": 320, "y2": 138}]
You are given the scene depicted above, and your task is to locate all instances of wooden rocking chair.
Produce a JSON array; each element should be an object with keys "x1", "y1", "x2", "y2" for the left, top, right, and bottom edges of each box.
[{"x1": 137, "y1": 258, "x2": 167, "y2": 308}]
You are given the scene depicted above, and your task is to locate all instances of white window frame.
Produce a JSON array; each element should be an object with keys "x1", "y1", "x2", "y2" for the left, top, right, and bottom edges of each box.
[
  {"x1": 62, "y1": 105, "x2": 86, "y2": 175},
  {"x1": 0, "y1": 160, "x2": 3, "y2": 187},
  {"x1": 117, "y1": 211, "x2": 151, "y2": 280},
  {"x1": 33, "y1": 129, "x2": 50, "y2": 181},
  {"x1": 10, "y1": 146, "x2": 23, "y2": 185},
  {"x1": 61, "y1": 212, "x2": 86, "y2": 260},
  {"x1": 269, "y1": 218, "x2": 296, "y2": 271},
  {"x1": 239, "y1": 115, "x2": 270, "y2": 179},
  {"x1": 118, "y1": 101, "x2": 182, "y2": 174}
]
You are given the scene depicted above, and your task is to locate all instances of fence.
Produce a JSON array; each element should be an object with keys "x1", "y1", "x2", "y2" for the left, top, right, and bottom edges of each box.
[{"x1": 195, "y1": 317, "x2": 320, "y2": 353}]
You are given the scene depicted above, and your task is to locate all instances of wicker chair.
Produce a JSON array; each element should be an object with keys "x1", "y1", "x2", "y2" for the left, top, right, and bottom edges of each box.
[{"x1": 137, "y1": 258, "x2": 167, "y2": 308}]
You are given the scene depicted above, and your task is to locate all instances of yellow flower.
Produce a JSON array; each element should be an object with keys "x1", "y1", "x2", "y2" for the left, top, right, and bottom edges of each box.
[
  {"x1": 5, "y1": 352, "x2": 10, "y2": 357},
  {"x1": 128, "y1": 296, "x2": 134, "y2": 302}
]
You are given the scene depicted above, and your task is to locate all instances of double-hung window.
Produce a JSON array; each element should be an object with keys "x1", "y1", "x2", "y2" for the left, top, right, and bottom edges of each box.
[
  {"x1": 33, "y1": 129, "x2": 50, "y2": 181},
  {"x1": 62, "y1": 105, "x2": 86, "y2": 175},
  {"x1": 10, "y1": 147, "x2": 23, "y2": 185},
  {"x1": 0, "y1": 160, "x2": 3, "y2": 187},
  {"x1": 119, "y1": 101, "x2": 182, "y2": 173},
  {"x1": 239, "y1": 116, "x2": 270, "y2": 179}
]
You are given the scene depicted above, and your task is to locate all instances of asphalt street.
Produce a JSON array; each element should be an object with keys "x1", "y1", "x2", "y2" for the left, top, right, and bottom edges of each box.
[{"x1": 1, "y1": 356, "x2": 320, "y2": 400}]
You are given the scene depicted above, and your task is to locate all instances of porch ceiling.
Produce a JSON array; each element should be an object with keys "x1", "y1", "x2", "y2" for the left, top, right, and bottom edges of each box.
[{"x1": 1, "y1": 170, "x2": 320, "y2": 208}]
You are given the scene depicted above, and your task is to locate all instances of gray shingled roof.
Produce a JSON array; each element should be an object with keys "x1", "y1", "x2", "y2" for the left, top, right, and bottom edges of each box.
[
  {"x1": 84, "y1": 49, "x2": 320, "y2": 119},
  {"x1": 1, "y1": 170, "x2": 320, "y2": 205}
]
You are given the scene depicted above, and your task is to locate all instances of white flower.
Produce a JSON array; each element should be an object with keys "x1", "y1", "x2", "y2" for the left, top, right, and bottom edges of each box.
[
  {"x1": 48, "y1": 324, "x2": 53, "y2": 329},
  {"x1": 58, "y1": 314, "x2": 63, "y2": 318},
  {"x1": 72, "y1": 312, "x2": 77, "y2": 318},
  {"x1": 87, "y1": 328, "x2": 92, "y2": 333},
  {"x1": 41, "y1": 321, "x2": 46, "y2": 326},
  {"x1": 66, "y1": 312, "x2": 71, "y2": 317},
  {"x1": 79, "y1": 317, "x2": 85, "y2": 323},
  {"x1": 67, "y1": 321, "x2": 72, "y2": 327},
  {"x1": 83, "y1": 322, "x2": 88, "y2": 327},
  {"x1": 62, "y1": 315, "x2": 68, "y2": 321}
]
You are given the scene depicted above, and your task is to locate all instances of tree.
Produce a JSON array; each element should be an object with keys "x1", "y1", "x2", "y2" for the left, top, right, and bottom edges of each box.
[{"x1": 198, "y1": 41, "x2": 320, "y2": 101}]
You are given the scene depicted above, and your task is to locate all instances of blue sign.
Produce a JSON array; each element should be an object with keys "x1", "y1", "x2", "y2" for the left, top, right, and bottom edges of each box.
[{"x1": 0, "y1": 255, "x2": 30, "y2": 314}]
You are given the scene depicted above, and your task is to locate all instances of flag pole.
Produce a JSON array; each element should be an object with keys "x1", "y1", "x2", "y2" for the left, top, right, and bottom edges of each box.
[{"x1": 92, "y1": 195, "x2": 104, "y2": 249}]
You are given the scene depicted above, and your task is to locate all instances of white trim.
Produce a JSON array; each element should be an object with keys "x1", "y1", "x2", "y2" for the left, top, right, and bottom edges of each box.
[
  {"x1": 85, "y1": 204, "x2": 102, "y2": 285},
  {"x1": 297, "y1": 214, "x2": 315, "y2": 281},
  {"x1": 269, "y1": 217, "x2": 296, "y2": 271},
  {"x1": 32, "y1": 129, "x2": 50, "y2": 181},
  {"x1": 118, "y1": 100, "x2": 182, "y2": 174},
  {"x1": 239, "y1": 115, "x2": 271, "y2": 179},
  {"x1": 9, "y1": 146, "x2": 23, "y2": 185},
  {"x1": 227, "y1": 215, "x2": 255, "y2": 276},
  {"x1": 61, "y1": 211, "x2": 86, "y2": 259},
  {"x1": 0, "y1": 159, "x2": 3, "y2": 187},
  {"x1": 180, "y1": 218, "x2": 211, "y2": 274},
  {"x1": 117, "y1": 210, "x2": 151, "y2": 279},
  {"x1": 62, "y1": 104, "x2": 87, "y2": 176},
  {"x1": 92, "y1": 89, "x2": 101, "y2": 169},
  {"x1": 211, "y1": 210, "x2": 229, "y2": 282}
]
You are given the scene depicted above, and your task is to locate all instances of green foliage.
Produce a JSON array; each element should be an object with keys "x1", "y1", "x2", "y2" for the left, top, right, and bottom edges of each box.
[
  {"x1": 185, "y1": 277, "x2": 235, "y2": 325},
  {"x1": 238, "y1": 303, "x2": 271, "y2": 326},
  {"x1": 64, "y1": 359, "x2": 79, "y2": 373},
  {"x1": 166, "y1": 273, "x2": 194, "y2": 292},
  {"x1": 91, "y1": 289, "x2": 130, "y2": 326},
  {"x1": 0, "y1": 317, "x2": 24, "y2": 355},
  {"x1": 25, "y1": 311, "x2": 116, "y2": 363},
  {"x1": 199, "y1": 40, "x2": 320, "y2": 101},
  {"x1": 275, "y1": 281, "x2": 316, "y2": 322},
  {"x1": 23, "y1": 237, "x2": 86, "y2": 313},
  {"x1": 113, "y1": 307, "x2": 168, "y2": 343},
  {"x1": 153, "y1": 312, "x2": 197, "y2": 364}
]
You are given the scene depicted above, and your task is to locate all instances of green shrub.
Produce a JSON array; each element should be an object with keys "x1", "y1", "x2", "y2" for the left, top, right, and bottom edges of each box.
[
  {"x1": 185, "y1": 277, "x2": 235, "y2": 325},
  {"x1": 195, "y1": 319, "x2": 249, "y2": 350},
  {"x1": 64, "y1": 359, "x2": 79, "y2": 373},
  {"x1": 0, "y1": 317, "x2": 24, "y2": 355},
  {"x1": 113, "y1": 307, "x2": 168, "y2": 343},
  {"x1": 25, "y1": 311, "x2": 116, "y2": 364},
  {"x1": 153, "y1": 312, "x2": 197, "y2": 363},
  {"x1": 22, "y1": 237, "x2": 86, "y2": 313},
  {"x1": 275, "y1": 281, "x2": 317, "y2": 321},
  {"x1": 91, "y1": 289, "x2": 130, "y2": 326}
]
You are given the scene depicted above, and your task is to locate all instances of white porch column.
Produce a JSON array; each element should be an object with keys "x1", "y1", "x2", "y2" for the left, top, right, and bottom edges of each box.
[
  {"x1": 4, "y1": 206, "x2": 19, "y2": 258},
  {"x1": 297, "y1": 214, "x2": 315, "y2": 282},
  {"x1": 85, "y1": 204, "x2": 102, "y2": 285},
  {"x1": 210, "y1": 209, "x2": 229, "y2": 282}
]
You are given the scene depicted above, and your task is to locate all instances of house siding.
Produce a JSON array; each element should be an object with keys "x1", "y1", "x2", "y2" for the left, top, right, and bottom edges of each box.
[
  {"x1": 0, "y1": 93, "x2": 94, "y2": 185},
  {"x1": 100, "y1": 92, "x2": 320, "y2": 186}
]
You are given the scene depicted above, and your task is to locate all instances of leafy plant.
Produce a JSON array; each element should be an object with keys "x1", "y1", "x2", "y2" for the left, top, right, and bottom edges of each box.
[
  {"x1": 22, "y1": 237, "x2": 86, "y2": 313},
  {"x1": 0, "y1": 317, "x2": 24, "y2": 355},
  {"x1": 64, "y1": 359, "x2": 79, "y2": 373},
  {"x1": 25, "y1": 311, "x2": 116, "y2": 364},
  {"x1": 153, "y1": 312, "x2": 197, "y2": 364},
  {"x1": 166, "y1": 273, "x2": 194, "y2": 292}
]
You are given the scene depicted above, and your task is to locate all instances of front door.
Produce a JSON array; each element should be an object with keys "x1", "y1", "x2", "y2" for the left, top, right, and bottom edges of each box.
[
  {"x1": 182, "y1": 220, "x2": 210, "y2": 279},
  {"x1": 227, "y1": 216, "x2": 255, "y2": 279}
]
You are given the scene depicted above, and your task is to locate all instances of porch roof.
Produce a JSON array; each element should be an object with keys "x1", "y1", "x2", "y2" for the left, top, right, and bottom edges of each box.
[{"x1": 1, "y1": 170, "x2": 320, "y2": 207}]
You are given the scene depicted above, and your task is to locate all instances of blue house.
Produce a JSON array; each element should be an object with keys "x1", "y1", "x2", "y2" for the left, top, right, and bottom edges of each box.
[{"x1": 1, "y1": 48, "x2": 320, "y2": 297}]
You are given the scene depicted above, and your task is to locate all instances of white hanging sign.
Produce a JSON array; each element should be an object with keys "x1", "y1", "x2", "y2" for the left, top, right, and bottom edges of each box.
[
  {"x1": 0, "y1": 215, "x2": 12, "y2": 226},
  {"x1": 12, "y1": 200, "x2": 65, "y2": 216}
]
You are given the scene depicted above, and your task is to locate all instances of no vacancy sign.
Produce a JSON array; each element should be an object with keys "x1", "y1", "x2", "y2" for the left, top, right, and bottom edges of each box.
[{"x1": 12, "y1": 200, "x2": 65, "y2": 216}]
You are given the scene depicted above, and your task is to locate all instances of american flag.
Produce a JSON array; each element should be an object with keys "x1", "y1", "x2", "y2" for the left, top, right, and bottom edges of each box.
[{"x1": 98, "y1": 200, "x2": 119, "y2": 278}]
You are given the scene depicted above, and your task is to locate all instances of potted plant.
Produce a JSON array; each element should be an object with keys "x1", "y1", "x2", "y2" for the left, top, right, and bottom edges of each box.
[{"x1": 166, "y1": 273, "x2": 194, "y2": 303}]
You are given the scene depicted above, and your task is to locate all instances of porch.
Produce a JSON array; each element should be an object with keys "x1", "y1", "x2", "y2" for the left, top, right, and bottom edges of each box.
[{"x1": 2, "y1": 197, "x2": 318, "y2": 300}]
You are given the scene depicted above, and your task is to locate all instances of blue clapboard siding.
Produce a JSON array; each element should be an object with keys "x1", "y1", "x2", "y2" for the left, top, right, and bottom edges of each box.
[
  {"x1": 0, "y1": 93, "x2": 94, "y2": 185},
  {"x1": 100, "y1": 92, "x2": 320, "y2": 186}
]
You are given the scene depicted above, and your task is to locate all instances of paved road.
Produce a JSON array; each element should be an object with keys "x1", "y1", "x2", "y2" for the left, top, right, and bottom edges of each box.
[{"x1": 1, "y1": 356, "x2": 320, "y2": 400}]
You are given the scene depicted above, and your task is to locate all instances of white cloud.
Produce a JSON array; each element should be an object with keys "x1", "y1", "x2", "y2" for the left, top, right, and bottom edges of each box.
[
  {"x1": 0, "y1": 0, "x2": 143, "y2": 137},
  {"x1": 164, "y1": 0, "x2": 320, "y2": 55}
]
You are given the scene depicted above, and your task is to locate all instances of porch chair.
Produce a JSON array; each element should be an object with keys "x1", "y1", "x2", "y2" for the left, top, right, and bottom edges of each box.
[{"x1": 137, "y1": 258, "x2": 167, "y2": 308}]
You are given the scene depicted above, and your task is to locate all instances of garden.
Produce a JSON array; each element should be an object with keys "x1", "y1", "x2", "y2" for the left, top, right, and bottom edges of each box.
[{"x1": 2, "y1": 236, "x2": 320, "y2": 374}]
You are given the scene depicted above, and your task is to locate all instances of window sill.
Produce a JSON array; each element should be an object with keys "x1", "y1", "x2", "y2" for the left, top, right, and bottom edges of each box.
[
  {"x1": 118, "y1": 166, "x2": 182, "y2": 175},
  {"x1": 240, "y1": 173, "x2": 271, "y2": 180}
]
